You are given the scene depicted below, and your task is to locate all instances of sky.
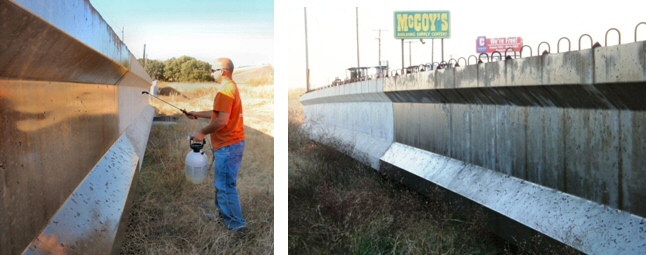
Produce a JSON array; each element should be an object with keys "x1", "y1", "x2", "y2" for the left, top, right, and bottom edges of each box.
[
  {"x1": 90, "y1": 0, "x2": 274, "y2": 67},
  {"x1": 287, "y1": 0, "x2": 646, "y2": 89}
]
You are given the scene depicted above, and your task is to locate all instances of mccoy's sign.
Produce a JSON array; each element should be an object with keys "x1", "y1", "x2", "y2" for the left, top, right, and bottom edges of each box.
[{"x1": 394, "y1": 11, "x2": 450, "y2": 39}]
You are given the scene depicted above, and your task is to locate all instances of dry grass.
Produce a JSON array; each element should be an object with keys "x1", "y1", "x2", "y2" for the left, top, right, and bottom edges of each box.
[
  {"x1": 120, "y1": 66, "x2": 274, "y2": 254},
  {"x1": 288, "y1": 89, "x2": 506, "y2": 254},
  {"x1": 288, "y1": 89, "x2": 582, "y2": 255},
  {"x1": 234, "y1": 65, "x2": 274, "y2": 86}
]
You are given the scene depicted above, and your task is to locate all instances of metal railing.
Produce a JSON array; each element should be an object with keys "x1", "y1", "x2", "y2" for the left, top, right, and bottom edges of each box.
[{"x1": 311, "y1": 21, "x2": 646, "y2": 92}]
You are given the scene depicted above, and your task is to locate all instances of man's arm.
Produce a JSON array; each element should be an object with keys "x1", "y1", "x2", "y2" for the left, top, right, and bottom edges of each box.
[
  {"x1": 193, "y1": 111, "x2": 229, "y2": 142},
  {"x1": 187, "y1": 110, "x2": 212, "y2": 119}
]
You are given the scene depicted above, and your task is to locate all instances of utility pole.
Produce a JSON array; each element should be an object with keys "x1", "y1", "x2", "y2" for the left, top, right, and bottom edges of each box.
[
  {"x1": 122, "y1": 27, "x2": 124, "y2": 42},
  {"x1": 373, "y1": 29, "x2": 388, "y2": 66},
  {"x1": 143, "y1": 44, "x2": 146, "y2": 68},
  {"x1": 401, "y1": 39, "x2": 404, "y2": 72},
  {"x1": 356, "y1": 7, "x2": 360, "y2": 69},
  {"x1": 441, "y1": 38, "x2": 444, "y2": 62},
  {"x1": 432, "y1": 39, "x2": 434, "y2": 63},
  {"x1": 409, "y1": 41, "x2": 412, "y2": 66},
  {"x1": 304, "y1": 7, "x2": 310, "y2": 92},
  {"x1": 408, "y1": 41, "x2": 419, "y2": 66}
]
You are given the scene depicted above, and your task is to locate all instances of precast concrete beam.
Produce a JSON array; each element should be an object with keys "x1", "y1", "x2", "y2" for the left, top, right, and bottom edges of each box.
[
  {"x1": 381, "y1": 143, "x2": 646, "y2": 255},
  {"x1": 0, "y1": 0, "x2": 153, "y2": 254},
  {"x1": 303, "y1": 123, "x2": 391, "y2": 170},
  {"x1": 22, "y1": 132, "x2": 141, "y2": 254}
]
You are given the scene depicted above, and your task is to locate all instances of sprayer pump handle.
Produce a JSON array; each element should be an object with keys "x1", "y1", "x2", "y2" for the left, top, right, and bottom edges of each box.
[
  {"x1": 188, "y1": 136, "x2": 206, "y2": 144},
  {"x1": 188, "y1": 136, "x2": 206, "y2": 152}
]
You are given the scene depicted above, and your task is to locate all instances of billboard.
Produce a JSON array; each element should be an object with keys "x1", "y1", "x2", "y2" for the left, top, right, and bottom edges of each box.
[
  {"x1": 394, "y1": 11, "x2": 450, "y2": 39},
  {"x1": 476, "y1": 36, "x2": 523, "y2": 53}
]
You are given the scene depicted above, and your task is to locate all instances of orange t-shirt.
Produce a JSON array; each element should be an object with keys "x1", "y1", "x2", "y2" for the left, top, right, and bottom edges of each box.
[{"x1": 210, "y1": 77, "x2": 245, "y2": 150}]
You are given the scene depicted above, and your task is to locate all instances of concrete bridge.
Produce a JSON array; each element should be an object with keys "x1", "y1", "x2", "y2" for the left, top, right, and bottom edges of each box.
[
  {"x1": 1, "y1": 0, "x2": 153, "y2": 254},
  {"x1": 301, "y1": 36, "x2": 646, "y2": 254}
]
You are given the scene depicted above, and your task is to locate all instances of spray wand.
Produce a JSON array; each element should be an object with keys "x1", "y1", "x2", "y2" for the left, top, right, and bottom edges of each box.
[{"x1": 141, "y1": 91, "x2": 191, "y2": 116}]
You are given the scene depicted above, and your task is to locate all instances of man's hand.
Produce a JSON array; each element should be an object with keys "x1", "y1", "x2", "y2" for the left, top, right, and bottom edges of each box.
[
  {"x1": 193, "y1": 132, "x2": 206, "y2": 143},
  {"x1": 186, "y1": 111, "x2": 198, "y2": 119}
]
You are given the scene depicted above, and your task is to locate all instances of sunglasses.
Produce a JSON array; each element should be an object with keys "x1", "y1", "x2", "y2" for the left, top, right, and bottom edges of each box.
[{"x1": 211, "y1": 68, "x2": 222, "y2": 73}]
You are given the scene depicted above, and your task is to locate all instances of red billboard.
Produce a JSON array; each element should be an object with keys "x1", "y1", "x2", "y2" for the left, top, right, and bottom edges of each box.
[{"x1": 476, "y1": 36, "x2": 523, "y2": 53}]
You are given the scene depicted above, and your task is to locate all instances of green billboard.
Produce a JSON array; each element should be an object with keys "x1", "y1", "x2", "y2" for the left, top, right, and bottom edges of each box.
[{"x1": 394, "y1": 11, "x2": 451, "y2": 39}]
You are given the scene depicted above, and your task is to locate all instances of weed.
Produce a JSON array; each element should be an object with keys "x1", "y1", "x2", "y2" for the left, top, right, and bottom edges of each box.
[
  {"x1": 121, "y1": 66, "x2": 273, "y2": 254},
  {"x1": 288, "y1": 88, "x2": 583, "y2": 255},
  {"x1": 288, "y1": 89, "x2": 506, "y2": 254}
]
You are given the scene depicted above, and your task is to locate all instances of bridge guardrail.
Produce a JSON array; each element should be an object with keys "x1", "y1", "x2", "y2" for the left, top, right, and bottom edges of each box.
[{"x1": 311, "y1": 21, "x2": 646, "y2": 91}]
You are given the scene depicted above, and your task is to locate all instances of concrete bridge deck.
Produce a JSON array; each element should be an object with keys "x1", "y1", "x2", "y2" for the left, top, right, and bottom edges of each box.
[{"x1": 301, "y1": 40, "x2": 646, "y2": 254}]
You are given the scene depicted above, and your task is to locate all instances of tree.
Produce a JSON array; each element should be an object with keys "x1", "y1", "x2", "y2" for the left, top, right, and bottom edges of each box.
[
  {"x1": 137, "y1": 55, "x2": 214, "y2": 82},
  {"x1": 180, "y1": 59, "x2": 214, "y2": 82},
  {"x1": 145, "y1": 59, "x2": 165, "y2": 80},
  {"x1": 164, "y1": 56, "x2": 191, "y2": 82}
]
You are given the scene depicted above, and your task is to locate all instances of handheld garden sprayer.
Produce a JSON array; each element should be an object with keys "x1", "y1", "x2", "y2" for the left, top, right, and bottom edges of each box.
[{"x1": 141, "y1": 90, "x2": 215, "y2": 183}]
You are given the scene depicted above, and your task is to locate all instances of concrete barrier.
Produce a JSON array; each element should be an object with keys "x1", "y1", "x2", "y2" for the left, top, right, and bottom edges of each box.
[
  {"x1": 0, "y1": 0, "x2": 153, "y2": 254},
  {"x1": 301, "y1": 41, "x2": 646, "y2": 254}
]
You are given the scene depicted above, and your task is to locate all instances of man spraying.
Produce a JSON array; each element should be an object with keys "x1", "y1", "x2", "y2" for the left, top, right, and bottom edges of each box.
[{"x1": 187, "y1": 57, "x2": 247, "y2": 235}]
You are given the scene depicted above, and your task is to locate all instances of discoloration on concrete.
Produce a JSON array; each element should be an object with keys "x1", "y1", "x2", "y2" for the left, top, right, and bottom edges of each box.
[
  {"x1": 301, "y1": 40, "x2": 646, "y2": 254},
  {"x1": 0, "y1": 1, "x2": 153, "y2": 254},
  {"x1": 24, "y1": 134, "x2": 140, "y2": 255},
  {"x1": 382, "y1": 143, "x2": 646, "y2": 255}
]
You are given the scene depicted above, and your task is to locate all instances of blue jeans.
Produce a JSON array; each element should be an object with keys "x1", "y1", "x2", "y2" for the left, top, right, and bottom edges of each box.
[{"x1": 214, "y1": 140, "x2": 247, "y2": 230}]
